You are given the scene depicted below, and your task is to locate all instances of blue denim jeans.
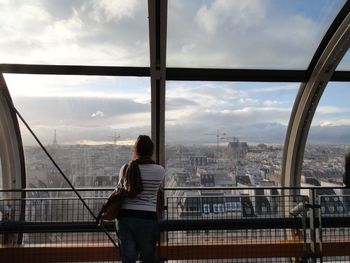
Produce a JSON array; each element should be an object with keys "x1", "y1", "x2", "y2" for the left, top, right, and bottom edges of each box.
[{"x1": 116, "y1": 217, "x2": 158, "y2": 263}]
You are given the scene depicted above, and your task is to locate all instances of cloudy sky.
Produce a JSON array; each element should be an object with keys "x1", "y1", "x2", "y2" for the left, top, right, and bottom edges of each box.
[{"x1": 1, "y1": 0, "x2": 350, "y2": 145}]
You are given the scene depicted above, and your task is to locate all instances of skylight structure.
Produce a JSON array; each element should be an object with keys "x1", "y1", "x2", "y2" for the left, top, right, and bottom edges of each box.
[{"x1": 1, "y1": 0, "x2": 350, "y2": 189}]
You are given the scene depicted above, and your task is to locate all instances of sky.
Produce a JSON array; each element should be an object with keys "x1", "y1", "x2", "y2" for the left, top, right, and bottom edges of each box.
[{"x1": 1, "y1": 0, "x2": 350, "y2": 146}]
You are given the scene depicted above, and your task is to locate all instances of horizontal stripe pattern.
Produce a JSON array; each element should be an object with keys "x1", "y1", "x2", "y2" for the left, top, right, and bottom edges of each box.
[{"x1": 120, "y1": 164, "x2": 165, "y2": 212}]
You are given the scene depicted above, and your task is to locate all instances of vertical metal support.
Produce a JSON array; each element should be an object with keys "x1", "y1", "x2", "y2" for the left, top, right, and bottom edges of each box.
[
  {"x1": 0, "y1": 74, "x2": 26, "y2": 244},
  {"x1": 309, "y1": 188, "x2": 323, "y2": 263},
  {"x1": 317, "y1": 195, "x2": 323, "y2": 263},
  {"x1": 301, "y1": 198, "x2": 308, "y2": 262},
  {"x1": 165, "y1": 195, "x2": 169, "y2": 262},
  {"x1": 0, "y1": 74, "x2": 25, "y2": 192},
  {"x1": 148, "y1": 0, "x2": 167, "y2": 167},
  {"x1": 149, "y1": 1, "x2": 167, "y2": 260}
]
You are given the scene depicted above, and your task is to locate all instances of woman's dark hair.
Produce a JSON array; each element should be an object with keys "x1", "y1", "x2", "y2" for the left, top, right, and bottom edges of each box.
[
  {"x1": 125, "y1": 135, "x2": 155, "y2": 197},
  {"x1": 134, "y1": 135, "x2": 154, "y2": 158}
]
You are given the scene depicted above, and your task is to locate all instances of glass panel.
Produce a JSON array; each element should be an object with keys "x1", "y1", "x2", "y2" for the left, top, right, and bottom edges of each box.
[
  {"x1": 0, "y1": 1, "x2": 149, "y2": 66},
  {"x1": 5, "y1": 74, "x2": 151, "y2": 188},
  {"x1": 167, "y1": 0, "x2": 345, "y2": 69},
  {"x1": 303, "y1": 82, "x2": 350, "y2": 186},
  {"x1": 336, "y1": 48, "x2": 350, "y2": 70},
  {"x1": 165, "y1": 81, "x2": 299, "y2": 187}
]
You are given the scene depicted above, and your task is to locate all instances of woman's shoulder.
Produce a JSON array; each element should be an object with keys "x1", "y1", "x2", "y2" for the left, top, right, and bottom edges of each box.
[
  {"x1": 153, "y1": 164, "x2": 165, "y2": 172},
  {"x1": 141, "y1": 163, "x2": 165, "y2": 173}
]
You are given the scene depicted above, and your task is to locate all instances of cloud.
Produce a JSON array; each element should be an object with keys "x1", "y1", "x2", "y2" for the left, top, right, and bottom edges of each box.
[
  {"x1": 308, "y1": 125, "x2": 350, "y2": 144},
  {"x1": 166, "y1": 83, "x2": 244, "y2": 105},
  {"x1": 250, "y1": 84, "x2": 299, "y2": 93},
  {"x1": 195, "y1": 5, "x2": 218, "y2": 34},
  {"x1": 0, "y1": 0, "x2": 149, "y2": 65},
  {"x1": 262, "y1": 100, "x2": 279, "y2": 106},
  {"x1": 316, "y1": 106, "x2": 347, "y2": 115},
  {"x1": 166, "y1": 97, "x2": 199, "y2": 110},
  {"x1": 5, "y1": 74, "x2": 150, "y2": 101},
  {"x1": 320, "y1": 119, "x2": 350, "y2": 127},
  {"x1": 13, "y1": 96, "x2": 150, "y2": 127},
  {"x1": 90, "y1": 0, "x2": 139, "y2": 23},
  {"x1": 239, "y1": 98, "x2": 259, "y2": 105},
  {"x1": 195, "y1": 0, "x2": 266, "y2": 34},
  {"x1": 91, "y1": 110, "x2": 104, "y2": 118},
  {"x1": 167, "y1": 0, "x2": 337, "y2": 69}
]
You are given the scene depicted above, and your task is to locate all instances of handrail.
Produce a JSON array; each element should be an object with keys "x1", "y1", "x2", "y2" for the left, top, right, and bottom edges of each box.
[
  {"x1": 2, "y1": 216, "x2": 350, "y2": 233},
  {"x1": 0, "y1": 185, "x2": 348, "y2": 192}
]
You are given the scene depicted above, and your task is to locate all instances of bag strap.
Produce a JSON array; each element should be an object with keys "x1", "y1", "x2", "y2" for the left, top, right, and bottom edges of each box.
[{"x1": 118, "y1": 164, "x2": 128, "y2": 189}]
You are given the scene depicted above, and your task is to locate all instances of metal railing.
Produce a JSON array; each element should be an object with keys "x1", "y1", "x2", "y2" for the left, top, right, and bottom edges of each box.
[{"x1": 1, "y1": 187, "x2": 350, "y2": 262}]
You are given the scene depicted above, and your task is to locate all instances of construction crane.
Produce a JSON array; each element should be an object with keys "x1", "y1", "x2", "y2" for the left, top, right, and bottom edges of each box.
[
  {"x1": 205, "y1": 129, "x2": 227, "y2": 158},
  {"x1": 111, "y1": 130, "x2": 120, "y2": 145},
  {"x1": 220, "y1": 136, "x2": 239, "y2": 144}
]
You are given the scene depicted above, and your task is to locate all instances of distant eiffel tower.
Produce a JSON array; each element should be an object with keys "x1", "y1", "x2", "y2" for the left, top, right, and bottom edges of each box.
[{"x1": 53, "y1": 129, "x2": 57, "y2": 145}]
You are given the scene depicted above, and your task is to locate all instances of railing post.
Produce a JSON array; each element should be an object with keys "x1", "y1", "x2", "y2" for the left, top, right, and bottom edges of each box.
[
  {"x1": 309, "y1": 188, "x2": 322, "y2": 263},
  {"x1": 317, "y1": 194, "x2": 323, "y2": 263},
  {"x1": 309, "y1": 188, "x2": 317, "y2": 262}
]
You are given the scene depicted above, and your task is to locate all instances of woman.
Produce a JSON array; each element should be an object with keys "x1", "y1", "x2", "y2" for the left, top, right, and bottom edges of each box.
[{"x1": 116, "y1": 135, "x2": 165, "y2": 263}]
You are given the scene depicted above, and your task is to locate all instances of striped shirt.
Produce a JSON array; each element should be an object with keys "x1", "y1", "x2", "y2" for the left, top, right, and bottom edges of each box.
[{"x1": 119, "y1": 163, "x2": 165, "y2": 212}]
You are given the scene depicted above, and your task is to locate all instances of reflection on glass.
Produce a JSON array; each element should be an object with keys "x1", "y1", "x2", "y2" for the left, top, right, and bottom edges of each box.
[
  {"x1": 5, "y1": 74, "x2": 151, "y2": 188},
  {"x1": 167, "y1": 0, "x2": 345, "y2": 69},
  {"x1": 0, "y1": 1, "x2": 149, "y2": 66},
  {"x1": 302, "y1": 82, "x2": 350, "y2": 188},
  {"x1": 165, "y1": 81, "x2": 299, "y2": 188}
]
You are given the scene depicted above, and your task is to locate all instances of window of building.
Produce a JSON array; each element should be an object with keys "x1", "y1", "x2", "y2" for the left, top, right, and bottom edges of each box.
[
  {"x1": 4, "y1": 74, "x2": 151, "y2": 188},
  {"x1": 213, "y1": 204, "x2": 219, "y2": 213},
  {"x1": 218, "y1": 203, "x2": 225, "y2": 213},
  {"x1": 203, "y1": 203, "x2": 210, "y2": 213},
  {"x1": 225, "y1": 202, "x2": 233, "y2": 211},
  {"x1": 235, "y1": 201, "x2": 242, "y2": 211},
  {"x1": 226, "y1": 201, "x2": 242, "y2": 212}
]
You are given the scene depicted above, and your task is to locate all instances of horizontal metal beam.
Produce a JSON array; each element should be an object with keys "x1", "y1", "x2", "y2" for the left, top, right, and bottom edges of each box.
[
  {"x1": 161, "y1": 217, "x2": 304, "y2": 231},
  {"x1": 2, "y1": 216, "x2": 347, "y2": 234},
  {"x1": 166, "y1": 68, "x2": 309, "y2": 82},
  {"x1": 0, "y1": 64, "x2": 150, "y2": 77},
  {"x1": 2, "y1": 64, "x2": 350, "y2": 82},
  {"x1": 330, "y1": 70, "x2": 350, "y2": 81},
  {"x1": 0, "y1": 218, "x2": 305, "y2": 233},
  {"x1": 0, "y1": 221, "x2": 116, "y2": 233}
]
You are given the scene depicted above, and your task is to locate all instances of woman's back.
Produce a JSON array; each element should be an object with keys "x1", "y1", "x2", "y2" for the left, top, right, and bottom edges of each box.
[
  {"x1": 116, "y1": 135, "x2": 164, "y2": 263},
  {"x1": 120, "y1": 163, "x2": 165, "y2": 212}
]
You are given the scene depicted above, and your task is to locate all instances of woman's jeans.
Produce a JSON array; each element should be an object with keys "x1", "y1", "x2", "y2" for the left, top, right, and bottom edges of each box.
[{"x1": 116, "y1": 217, "x2": 158, "y2": 263}]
